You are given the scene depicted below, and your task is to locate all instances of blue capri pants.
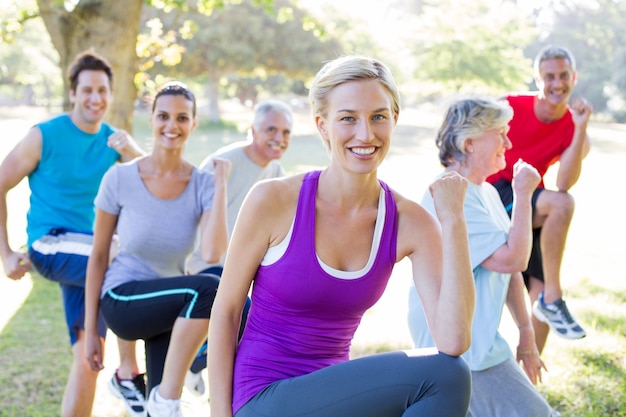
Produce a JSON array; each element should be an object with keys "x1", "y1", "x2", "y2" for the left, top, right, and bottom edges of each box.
[{"x1": 236, "y1": 349, "x2": 471, "y2": 417}]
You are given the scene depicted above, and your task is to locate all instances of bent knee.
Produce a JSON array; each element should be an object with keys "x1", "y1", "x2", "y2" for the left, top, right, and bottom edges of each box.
[
  {"x1": 554, "y1": 191, "x2": 575, "y2": 212},
  {"x1": 436, "y1": 353, "x2": 471, "y2": 390},
  {"x1": 537, "y1": 190, "x2": 575, "y2": 217},
  {"x1": 439, "y1": 352, "x2": 470, "y2": 375},
  {"x1": 429, "y1": 353, "x2": 472, "y2": 413}
]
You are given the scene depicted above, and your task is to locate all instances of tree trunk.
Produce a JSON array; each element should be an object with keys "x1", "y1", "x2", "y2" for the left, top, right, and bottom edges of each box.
[
  {"x1": 36, "y1": 0, "x2": 144, "y2": 133},
  {"x1": 205, "y1": 76, "x2": 222, "y2": 123}
]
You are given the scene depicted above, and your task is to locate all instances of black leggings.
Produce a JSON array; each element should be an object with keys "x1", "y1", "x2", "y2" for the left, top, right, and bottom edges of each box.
[
  {"x1": 188, "y1": 266, "x2": 251, "y2": 373},
  {"x1": 100, "y1": 274, "x2": 220, "y2": 390},
  {"x1": 236, "y1": 350, "x2": 471, "y2": 417}
]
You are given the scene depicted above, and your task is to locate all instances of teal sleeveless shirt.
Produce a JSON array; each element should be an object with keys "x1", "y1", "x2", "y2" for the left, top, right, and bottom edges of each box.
[{"x1": 26, "y1": 114, "x2": 119, "y2": 247}]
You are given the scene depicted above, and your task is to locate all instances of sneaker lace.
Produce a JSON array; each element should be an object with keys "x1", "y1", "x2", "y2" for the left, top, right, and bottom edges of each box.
[
  {"x1": 555, "y1": 300, "x2": 576, "y2": 324},
  {"x1": 126, "y1": 374, "x2": 146, "y2": 401}
]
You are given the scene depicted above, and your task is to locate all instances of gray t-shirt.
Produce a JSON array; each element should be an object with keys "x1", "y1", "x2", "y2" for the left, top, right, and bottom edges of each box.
[
  {"x1": 96, "y1": 161, "x2": 215, "y2": 296},
  {"x1": 186, "y1": 141, "x2": 284, "y2": 274}
]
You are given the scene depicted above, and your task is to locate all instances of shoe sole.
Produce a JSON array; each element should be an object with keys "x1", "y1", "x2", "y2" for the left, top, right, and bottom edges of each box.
[{"x1": 533, "y1": 304, "x2": 586, "y2": 340}]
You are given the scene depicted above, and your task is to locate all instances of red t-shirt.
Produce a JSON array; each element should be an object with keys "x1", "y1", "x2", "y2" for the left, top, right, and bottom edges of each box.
[{"x1": 487, "y1": 94, "x2": 575, "y2": 187}]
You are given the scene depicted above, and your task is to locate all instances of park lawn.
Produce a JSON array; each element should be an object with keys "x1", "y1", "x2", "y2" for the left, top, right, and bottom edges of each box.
[
  {"x1": 538, "y1": 278, "x2": 626, "y2": 416},
  {"x1": 1, "y1": 271, "x2": 624, "y2": 416},
  {"x1": 0, "y1": 274, "x2": 71, "y2": 417}
]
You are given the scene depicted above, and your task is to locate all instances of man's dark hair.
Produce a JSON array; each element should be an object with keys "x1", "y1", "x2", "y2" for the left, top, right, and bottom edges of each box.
[
  {"x1": 66, "y1": 49, "x2": 113, "y2": 92},
  {"x1": 152, "y1": 81, "x2": 197, "y2": 117}
]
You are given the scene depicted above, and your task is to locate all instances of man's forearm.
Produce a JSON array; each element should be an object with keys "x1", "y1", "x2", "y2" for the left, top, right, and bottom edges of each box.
[
  {"x1": 0, "y1": 195, "x2": 13, "y2": 258},
  {"x1": 556, "y1": 127, "x2": 589, "y2": 191}
]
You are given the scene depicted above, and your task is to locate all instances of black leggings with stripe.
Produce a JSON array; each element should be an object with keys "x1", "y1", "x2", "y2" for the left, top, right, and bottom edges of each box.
[{"x1": 101, "y1": 274, "x2": 220, "y2": 390}]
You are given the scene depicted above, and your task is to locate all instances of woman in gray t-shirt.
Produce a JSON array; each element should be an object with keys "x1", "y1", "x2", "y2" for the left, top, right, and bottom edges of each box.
[{"x1": 84, "y1": 82, "x2": 230, "y2": 416}]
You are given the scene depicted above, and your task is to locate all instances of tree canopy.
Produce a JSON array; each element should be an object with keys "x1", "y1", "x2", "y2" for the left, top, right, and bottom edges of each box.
[
  {"x1": 408, "y1": 0, "x2": 536, "y2": 95},
  {"x1": 2, "y1": 0, "x2": 281, "y2": 130},
  {"x1": 143, "y1": 0, "x2": 342, "y2": 121},
  {"x1": 2, "y1": 0, "x2": 626, "y2": 123}
]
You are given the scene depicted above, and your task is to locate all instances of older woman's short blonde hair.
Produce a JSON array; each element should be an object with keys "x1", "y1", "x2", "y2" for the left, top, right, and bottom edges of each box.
[{"x1": 436, "y1": 96, "x2": 513, "y2": 167}]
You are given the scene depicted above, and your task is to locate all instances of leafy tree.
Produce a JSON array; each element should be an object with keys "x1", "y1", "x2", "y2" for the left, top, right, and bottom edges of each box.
[
  {"x1": 408, "y1": 0, "x2": 537, "y2": 97},
  {"x1": 148, "y1": 0, "x2": 342, "y2": 121},
  {"x1": 1, "y1": 0, "x2": 274, "y2": 131},
  {"x1": 36, "y1": 0, "x2": 144, "y2": 131},
  {"x1": 0, "y1": 5, "x2": 61, "y2": 107}
]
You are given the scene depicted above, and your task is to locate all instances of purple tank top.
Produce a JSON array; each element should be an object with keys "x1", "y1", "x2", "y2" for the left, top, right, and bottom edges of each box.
[{"x1": 232, "y1": 170, "x2": 398, "y2": 413}]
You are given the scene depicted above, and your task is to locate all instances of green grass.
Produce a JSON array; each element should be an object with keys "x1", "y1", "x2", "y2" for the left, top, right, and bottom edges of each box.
[
  {"x1": 541, "y1": 346, "x2": 626, "y2": 417},
  {"x1": 0, "y1": 274, "x2": 70, "y2": 417},
  {"x1": 536, "y1": 280, "x2": 626, "y2": 417}
]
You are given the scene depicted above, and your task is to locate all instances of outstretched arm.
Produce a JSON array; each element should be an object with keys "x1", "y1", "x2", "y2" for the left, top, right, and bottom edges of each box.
[
  {"x1": 209, "y1": 179, "x2": 291, "y2": 417},
  {"x1": 84, "y1": 209, "x2": 117, "y2": 371},
  {"x1": 506, "y1": 272, "x2": 545, "y2": 384},
  {"x1": 0, "y1": 127, "x2": 41, "y2": 279},
  {"x1": 199, "y1": 158, "x2": 231, "y2": 264},
  {"x1": 409, "y1": 172, "x2": 474, "y2": 356},
  {"x1": 556, "y1": 97, "x2": 592, "y2": 191},
  {"x1": 483, "y1": 159, "x2": 539, "y2": 273}
]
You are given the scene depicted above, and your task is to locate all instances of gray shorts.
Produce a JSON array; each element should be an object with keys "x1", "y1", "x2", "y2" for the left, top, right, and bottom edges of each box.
[{"x1": 468, "y1": 357, "x2": 552, "y2": 417}]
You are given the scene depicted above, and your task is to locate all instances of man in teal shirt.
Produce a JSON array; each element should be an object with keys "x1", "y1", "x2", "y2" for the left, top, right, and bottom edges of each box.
[{"x1": 0, "y1": 50, "x2": 143, "y2": 417}]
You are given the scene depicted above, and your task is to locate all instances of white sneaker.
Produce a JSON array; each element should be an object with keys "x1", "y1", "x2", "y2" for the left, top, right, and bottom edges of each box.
[
  {"x1": 184, "y1": 369, "x2": 206, "y2": 396},
  {"x1": 146, "y1": 385, "x2": 183, "y2": 417}
]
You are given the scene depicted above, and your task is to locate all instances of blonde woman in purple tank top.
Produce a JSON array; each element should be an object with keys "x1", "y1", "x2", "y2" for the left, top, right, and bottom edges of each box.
[{"x1": 209, "y1": 56, "x2": 476, "y2": 417}]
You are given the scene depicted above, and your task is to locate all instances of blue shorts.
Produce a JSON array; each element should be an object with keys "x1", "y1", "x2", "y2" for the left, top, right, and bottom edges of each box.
[{"x1": 29, "y1": 229, "x2": 107, "y2": 346}]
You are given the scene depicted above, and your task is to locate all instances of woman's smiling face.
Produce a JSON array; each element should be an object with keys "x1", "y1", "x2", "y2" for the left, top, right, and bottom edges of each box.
[
  {"x1": 316, "y1": 79, "x2": 398, "y2": 174},
  {"x1": 465, "y1": 125, "x2": 512, "y2": 183},
  {"x1": 150, "y1": 94, "x2": 197, "y2": 150}
]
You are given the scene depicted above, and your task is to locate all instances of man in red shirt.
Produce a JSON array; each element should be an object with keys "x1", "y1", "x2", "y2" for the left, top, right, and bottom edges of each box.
[{"x1": 488, "y1": 45, "x2": 591, "y2": 353}]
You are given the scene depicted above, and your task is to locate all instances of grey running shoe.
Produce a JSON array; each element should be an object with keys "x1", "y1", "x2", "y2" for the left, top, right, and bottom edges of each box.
[
  {"x1": 108, "y1": 371, "x2": 147, "y2": 417},
  {"x1": 533, "y1": 292, "x2": 586, "y2": 339}
]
